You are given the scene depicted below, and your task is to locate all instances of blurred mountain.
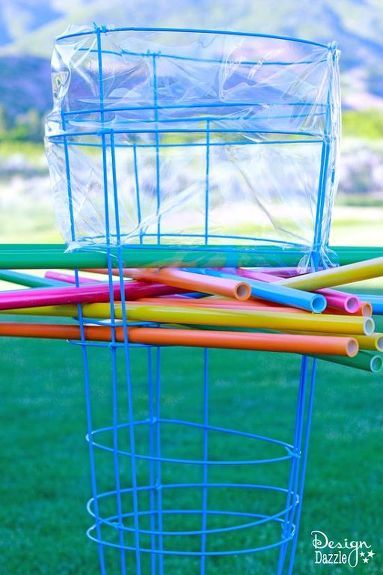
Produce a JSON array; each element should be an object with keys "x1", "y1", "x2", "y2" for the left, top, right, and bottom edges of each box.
[{"x1": 0, "y1": 0, "x2": 382, "y2": 135}]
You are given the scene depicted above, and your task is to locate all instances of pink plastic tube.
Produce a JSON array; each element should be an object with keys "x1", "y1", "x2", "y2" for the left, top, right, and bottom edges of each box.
[
  {"x1": 45, "y1": 271, "x2": 102, "y2": 285},
  {"x1": 0, "y1": 281, "x2": 185, "y2": 311},
  {"x1": 237, "y1": 269, "x2": 361, "y2": 314},
  {"x1": 321, "y1": 289, "x2": 361, "y2": 314}
]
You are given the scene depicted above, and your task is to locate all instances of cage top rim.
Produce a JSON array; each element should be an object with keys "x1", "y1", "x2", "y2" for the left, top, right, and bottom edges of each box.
[{"x1": 56, "y1": 26, "x2": 333, "y2": 52}]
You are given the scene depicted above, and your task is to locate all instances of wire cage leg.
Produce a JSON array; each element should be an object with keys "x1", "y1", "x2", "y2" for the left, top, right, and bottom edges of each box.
[
  {"x1": 74, "y1": 317, "x2": 319, "y2": 575},
  {"x1": 277, "y1": 356, "x2": 317, "y2": 574}
]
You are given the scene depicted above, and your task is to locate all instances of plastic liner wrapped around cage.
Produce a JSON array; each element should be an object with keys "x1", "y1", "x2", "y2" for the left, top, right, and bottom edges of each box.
[
  {"x1": 44, "y1": 27, "x2": 341, "y2": 575},
  {"x1": 46, "y1": 26, "x2": 340, "y2": 268}
]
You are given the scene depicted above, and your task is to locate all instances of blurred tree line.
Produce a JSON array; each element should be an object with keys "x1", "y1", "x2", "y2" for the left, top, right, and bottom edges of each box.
[
  {"x1": 0, "y1": 105, "x2": 43, "y2": 142},
  {"x1": 0, "y1": 104, "x2": 382, "y2": 144},
  {"x1": 342, "y1": 110, "x2": 383, "y2": 140}
]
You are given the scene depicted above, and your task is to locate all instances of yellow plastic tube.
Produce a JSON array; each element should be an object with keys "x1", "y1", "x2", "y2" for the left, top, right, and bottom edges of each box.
[
  {"x1": 124, "y1": 305, "x2": 374, "y2": 335},
  {"x1": 2, "y1": 302, "x2": 374, "y2": 335},
  {"x1": 349, "y1": 334, "x2": 383, "y2": 351},
  {"x1": 279, "y1": 257, "x2": 383, "y2": 290},
  {"x1": 0, "y1": 304, "x2": 79, "y2": 317}
]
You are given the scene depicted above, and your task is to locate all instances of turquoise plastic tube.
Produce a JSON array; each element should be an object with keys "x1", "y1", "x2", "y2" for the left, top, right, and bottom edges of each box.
[
  {"x1": 0, "y1": 270, "x2": 64, "y2": 288},
  {"x1": 189, "y1": 269, "x2": 327, "y2": 313}
]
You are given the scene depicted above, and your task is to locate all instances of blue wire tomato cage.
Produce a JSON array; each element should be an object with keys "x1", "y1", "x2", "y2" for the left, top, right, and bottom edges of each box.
[{"x1": 46, "y1": 27, "x2": 340, "y2": 574}]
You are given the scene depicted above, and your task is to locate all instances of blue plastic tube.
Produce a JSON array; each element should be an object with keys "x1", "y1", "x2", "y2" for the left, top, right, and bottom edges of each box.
[
  {"x1": 354, "y1": 294, "x2": 383, "y2": 315},
  {"x1": 187, "y1": 269, "x2": 327, "y2": 313}
]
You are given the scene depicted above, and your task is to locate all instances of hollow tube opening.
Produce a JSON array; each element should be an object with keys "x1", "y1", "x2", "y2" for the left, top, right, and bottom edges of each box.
[
  {"x1": 312, "y1": 294, "x2": 327, "y2": 313},
  {"x1": 364, "y1": 318, "x2": 375, "y2": 335},
  {"x1": 361, "y1": 302, "x2": 373, "y2": 317},
  {"x1": 345, "y1": 296, "x2": 360, "y2": 314},
  {"x1": 236, "y1": 283, "x2": 251, "y2": 301},
  {"x1": 376, "y1": 336, "x2": 383, "y2": 353},
  {"x1": 347, "y1": 339, "x2": 359, "y2": 358},
  {"x1": 370, "y1": 355, "x2": 383, "y2": 373}
]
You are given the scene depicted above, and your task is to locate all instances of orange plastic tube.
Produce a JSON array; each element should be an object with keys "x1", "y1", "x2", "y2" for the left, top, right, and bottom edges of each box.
[
  {"x1": 0, "y1": 322, "x2": 358, "y2": 356},
  {"x1": 325, "y1": 301, "x2": 372, "y2": 317},
  {"x1": 0, "y1": 322, "x2": 109, "y2": 341},
  {"x1": 359, "y1": 302, "x2": 373, "y2": 317},
  {"x1": 128, "y1": 328, "x2": 358, "y2": 356},
  {"x1": 90, "y1": 268, "x2": 252, "y2": 301}
]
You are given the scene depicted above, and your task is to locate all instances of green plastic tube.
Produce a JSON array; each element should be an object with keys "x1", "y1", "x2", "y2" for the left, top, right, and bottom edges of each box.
[
  {"x1": 334, "y1": 247, "x2": 383, "y2": 264},
  {"x1": 0, "y1": 244, "x2": 382, "y2": 270},
  {"x1": 0, "y1": 245, "x2": 104, "y2": 269},
  {"x1": 0, "y1": 244, "x2": 309, "y2": 269},
  {"x1": 314, "y1": 351, "x2": 383, "y2": 373}
]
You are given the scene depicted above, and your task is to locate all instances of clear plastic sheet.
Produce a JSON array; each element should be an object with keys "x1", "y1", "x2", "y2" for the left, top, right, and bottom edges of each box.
[{"x1": 45, "y1": 26, "x2": 340, "y2": 267}]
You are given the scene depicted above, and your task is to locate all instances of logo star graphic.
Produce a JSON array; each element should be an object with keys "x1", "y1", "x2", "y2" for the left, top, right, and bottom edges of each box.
[
  {"x1": 360, "y1": 551, "x2": 365, "y2": 557},
  {"x1": 363, "y1": 557, "x2": 369, "y2": 564},
  {"x1": 367, "y1": 550, "x2": 375, "y2": 558}
]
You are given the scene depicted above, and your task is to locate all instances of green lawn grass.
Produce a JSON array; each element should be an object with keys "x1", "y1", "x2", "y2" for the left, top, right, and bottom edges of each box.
[{"x1": 0, "y1": 337, "x2": 382, "y2": 574}]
